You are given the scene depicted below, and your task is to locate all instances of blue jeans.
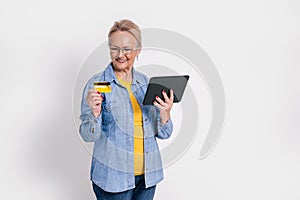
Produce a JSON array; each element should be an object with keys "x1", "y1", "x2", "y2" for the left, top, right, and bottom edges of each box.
[{"x1": 92, "y1": 175, "x2": 156, "y2": 200}]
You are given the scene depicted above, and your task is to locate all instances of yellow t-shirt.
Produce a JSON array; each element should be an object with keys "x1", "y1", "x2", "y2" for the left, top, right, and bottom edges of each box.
[{"x1": 117, "y1": 76, "x2": 144, "y2": 175}]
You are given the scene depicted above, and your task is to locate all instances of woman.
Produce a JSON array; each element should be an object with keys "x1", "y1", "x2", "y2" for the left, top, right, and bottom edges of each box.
[{"x1": 79, "y1": 19, "x2": 174, "y2": 200}]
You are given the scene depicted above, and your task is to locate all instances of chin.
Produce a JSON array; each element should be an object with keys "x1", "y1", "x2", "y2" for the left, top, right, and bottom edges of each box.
[{"x1": 113, "y1": 60, "x2": 133, "y2": 71}]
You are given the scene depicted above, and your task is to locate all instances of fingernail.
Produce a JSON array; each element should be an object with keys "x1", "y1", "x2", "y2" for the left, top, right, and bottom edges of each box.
[
  {"x1": 97, "y1": 91, "x2": 100, "y2": 94},
  {"x1": 162, "y1": 89, "x2": 166, "y2": 93},
  {"x1": 156, "y1": 95, "x2": 159, "y2": 99}
]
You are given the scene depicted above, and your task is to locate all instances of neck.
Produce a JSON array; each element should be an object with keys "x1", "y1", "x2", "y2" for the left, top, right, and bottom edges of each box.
[{"x1": 114, "y1": 69, "x2": 132, "y2": 82}]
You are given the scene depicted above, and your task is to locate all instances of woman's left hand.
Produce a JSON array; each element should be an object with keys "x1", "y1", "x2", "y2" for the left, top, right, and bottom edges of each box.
[{"x1": 153, "y1": 89, "x2": 174, "y2": 124}]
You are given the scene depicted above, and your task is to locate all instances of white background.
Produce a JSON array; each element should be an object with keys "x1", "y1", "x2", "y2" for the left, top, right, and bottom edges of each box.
[{"x1": 1, "y1": 0, "x2": 299, "y2": 199}]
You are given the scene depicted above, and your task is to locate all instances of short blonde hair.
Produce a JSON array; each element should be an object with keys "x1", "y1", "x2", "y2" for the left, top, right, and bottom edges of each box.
[{"x1": 108, "y1": 19, "x2": 142, "y2": 47}]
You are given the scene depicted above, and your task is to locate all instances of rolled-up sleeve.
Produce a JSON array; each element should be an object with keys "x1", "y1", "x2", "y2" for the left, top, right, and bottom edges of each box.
[
  {"x1": 156, "y1": 119, "x2": 173, "y2": 139},
  {"x1": 79, "y1": 81, "x2": 102, "y2": 142},
  {"x1": 155, "y1": 107, "x2": 173, "y2": 139}
]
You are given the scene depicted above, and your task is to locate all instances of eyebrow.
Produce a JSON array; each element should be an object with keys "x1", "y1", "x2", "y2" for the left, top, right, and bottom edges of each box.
[{"x1": 109, "y1": 45, "x2": 133, "y2": 48}]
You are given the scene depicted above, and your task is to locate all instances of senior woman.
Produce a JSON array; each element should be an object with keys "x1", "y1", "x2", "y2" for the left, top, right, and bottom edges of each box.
[{"x1": 79, "y1": 19, "x2": 174, "y2": 200}]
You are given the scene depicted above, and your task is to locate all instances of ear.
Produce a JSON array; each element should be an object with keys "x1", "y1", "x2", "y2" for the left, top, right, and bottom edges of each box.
[{"x1": 136, "y1": 46, "x2": 142, "y2": 57}]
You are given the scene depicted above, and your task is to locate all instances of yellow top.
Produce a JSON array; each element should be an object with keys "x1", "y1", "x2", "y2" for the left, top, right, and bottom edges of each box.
[{"x1": 117, "y1": 76, "x2": 144, "y2": 175}]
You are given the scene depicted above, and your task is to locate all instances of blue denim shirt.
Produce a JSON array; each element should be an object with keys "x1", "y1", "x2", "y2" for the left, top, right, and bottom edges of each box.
[{"x1": 79, "y1": 63, "x2": 173, "y2": 192}]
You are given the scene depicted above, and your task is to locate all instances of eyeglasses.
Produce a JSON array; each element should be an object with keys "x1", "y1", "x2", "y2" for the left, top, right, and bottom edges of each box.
[{"x1": 109, "y1": 46, "x2": 140, "y2": 55}]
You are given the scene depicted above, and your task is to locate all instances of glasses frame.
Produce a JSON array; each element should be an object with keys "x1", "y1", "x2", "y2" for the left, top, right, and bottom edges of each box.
[{"x1": 109, "y1": 45, "x2": 141, "y2": 55}]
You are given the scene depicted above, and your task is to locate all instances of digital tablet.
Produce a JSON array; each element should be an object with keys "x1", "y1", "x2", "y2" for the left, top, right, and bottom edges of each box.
[{"x1": 143, "y1": 75, "x2": 189, "y2": 105}]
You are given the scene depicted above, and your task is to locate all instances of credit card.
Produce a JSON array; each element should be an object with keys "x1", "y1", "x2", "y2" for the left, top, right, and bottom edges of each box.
[{"x1": 94, "y1": 82, "x2": 111, "y2": 93}]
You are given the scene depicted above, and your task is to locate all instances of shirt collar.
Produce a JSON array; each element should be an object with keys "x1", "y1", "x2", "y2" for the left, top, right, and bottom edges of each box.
[{"x1": 103, "y1": 63, "x2": 147, "y2": 85}]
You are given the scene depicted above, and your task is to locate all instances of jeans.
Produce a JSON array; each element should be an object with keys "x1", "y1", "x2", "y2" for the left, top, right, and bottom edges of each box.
[{"x1": 92, "y1": 175, "x2": 156, "y2": 200}]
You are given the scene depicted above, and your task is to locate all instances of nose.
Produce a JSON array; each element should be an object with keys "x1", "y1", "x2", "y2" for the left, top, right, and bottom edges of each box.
[{"x1": 116, "y1": 49, "x2": 125, "y2": 57}]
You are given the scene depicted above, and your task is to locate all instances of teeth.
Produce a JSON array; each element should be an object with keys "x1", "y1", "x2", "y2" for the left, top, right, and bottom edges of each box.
[{"x1": 117, "y1": 59, "x2": 127, "y2": 63}]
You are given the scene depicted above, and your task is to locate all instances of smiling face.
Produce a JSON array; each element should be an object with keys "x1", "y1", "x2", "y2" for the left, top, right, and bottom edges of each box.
[{"x1": 109, "y1": 31, "x2": 141, "y2": 73}]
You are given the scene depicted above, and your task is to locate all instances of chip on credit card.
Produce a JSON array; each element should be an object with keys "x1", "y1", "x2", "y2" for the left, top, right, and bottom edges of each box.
[{"x1": 94, "y1": 82, "x2": 111, "y2": 93}]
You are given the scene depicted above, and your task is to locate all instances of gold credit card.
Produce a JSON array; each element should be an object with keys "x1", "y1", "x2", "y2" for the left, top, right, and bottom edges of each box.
[{"x1": 94, "y1": 82, "x2": 111, "y2": 93}]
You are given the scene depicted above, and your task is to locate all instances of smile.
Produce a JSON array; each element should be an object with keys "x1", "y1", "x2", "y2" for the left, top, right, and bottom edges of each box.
[{"x1": 116, "y1": 58, "x2": 128, "y2": 63}]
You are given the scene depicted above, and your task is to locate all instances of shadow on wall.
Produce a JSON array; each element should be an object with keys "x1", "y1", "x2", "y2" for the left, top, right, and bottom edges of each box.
[{"x1": 26, "y1": 61, "x2": 95, "y2": 200}]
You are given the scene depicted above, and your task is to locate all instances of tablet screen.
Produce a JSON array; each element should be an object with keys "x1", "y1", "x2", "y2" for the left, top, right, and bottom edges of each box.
[{"x1": 143, "y1": 75, "x2": 189, "y2": 105}]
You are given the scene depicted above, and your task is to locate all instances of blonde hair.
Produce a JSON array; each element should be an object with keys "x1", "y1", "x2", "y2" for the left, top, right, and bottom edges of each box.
[{"x1": 108, "y1": 19, "x2": 142, "y2": 47}]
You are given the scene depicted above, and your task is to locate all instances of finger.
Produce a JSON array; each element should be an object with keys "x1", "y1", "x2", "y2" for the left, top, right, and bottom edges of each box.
[
  {"x1": 153, "y1": 100, "x2": 164, "y2": 110},
  {"x1": 94, "y1": 89, "x2": 103, "y2": 100},
  {"x1": 93, "y1": 104, "x2": 102, "y2": 109},
  {"x1": 88, "y1": 89, "x2": 102, "y2": 97},
  {"x1": 162, "y1": 90, "x2": 170, "y2": 103},
  {"x1": 94, "y1": 99, "x2": 102, "y2": 105},
  {"x1": 87, "y1": 95, "x2": 103, "y2": 108},
  {"x1": 170, "y1": 89, "x2": 174, "y2": 103},
  {"x1": 93, "y1": 94, "x2": 103, "y2": 101},
  {"x1": 88, "y1": 89, "x2": 98, "y2": 95},
  {"x1": 87, "y1": 96, "x2": 100, "y2": 104},
  {"x1": 92, "y1": 106, "x2": 101, "y2": 113},
  {"x1": 155, "y1": 95, "x2": 167, "y2": 107},
  {"x1": 88, "y1": 92, "x2": 102, "y2": 100},
  {"x1": 93, "y1": 100, "x2": 102, "y2": 108},
  {"x1": 95, "y1": 90, "x2": 103, "y2": 96}
]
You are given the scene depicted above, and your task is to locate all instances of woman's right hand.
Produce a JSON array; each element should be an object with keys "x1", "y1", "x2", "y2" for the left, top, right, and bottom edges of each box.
[{"x1": 86, "y1": 89, "x2": 103, "y2": 118}]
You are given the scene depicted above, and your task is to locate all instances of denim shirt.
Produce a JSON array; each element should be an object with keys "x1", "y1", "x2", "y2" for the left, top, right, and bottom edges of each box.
[{"x1": 79, "y1": 63, "x2": 173, "y2": 193}]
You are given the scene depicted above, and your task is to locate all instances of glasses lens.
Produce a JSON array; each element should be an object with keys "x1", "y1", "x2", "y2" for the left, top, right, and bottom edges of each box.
[
  {"x1": 123, "y1": 48, "x2": 132, "y2": 54},
  {"x1": 109, "y1": 47, "x2": 136, "y2": 55},
  {"x1": 110, "y1": 47, "x2": 119, "y2": 53}
]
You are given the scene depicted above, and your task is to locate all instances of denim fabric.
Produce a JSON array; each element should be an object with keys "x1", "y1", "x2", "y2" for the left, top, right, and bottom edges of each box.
[
  {"x1": 79, "y1": 63, "x2": 173, "y2": 192},
  {"x1": 92, "y1": 175, "x2": 156, "y2": 200}
]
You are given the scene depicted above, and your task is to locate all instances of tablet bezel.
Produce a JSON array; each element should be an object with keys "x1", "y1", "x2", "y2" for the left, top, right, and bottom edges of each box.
[{"x1": 143, "y1": 75, "x2": 189, "y2": 105}]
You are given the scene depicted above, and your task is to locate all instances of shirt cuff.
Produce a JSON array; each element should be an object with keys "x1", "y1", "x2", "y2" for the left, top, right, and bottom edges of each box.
[{"x1": 158, "y1": 118, "x2": 173, "y2": 132}]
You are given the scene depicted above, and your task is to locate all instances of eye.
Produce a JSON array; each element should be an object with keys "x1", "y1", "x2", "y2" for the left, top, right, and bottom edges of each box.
[
  {"x1": 110, "y1": 47, "x2": 119, "y2": 51},
  {"x1": 123, "y1": 48, "x2": 133, "y2": 53}
]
